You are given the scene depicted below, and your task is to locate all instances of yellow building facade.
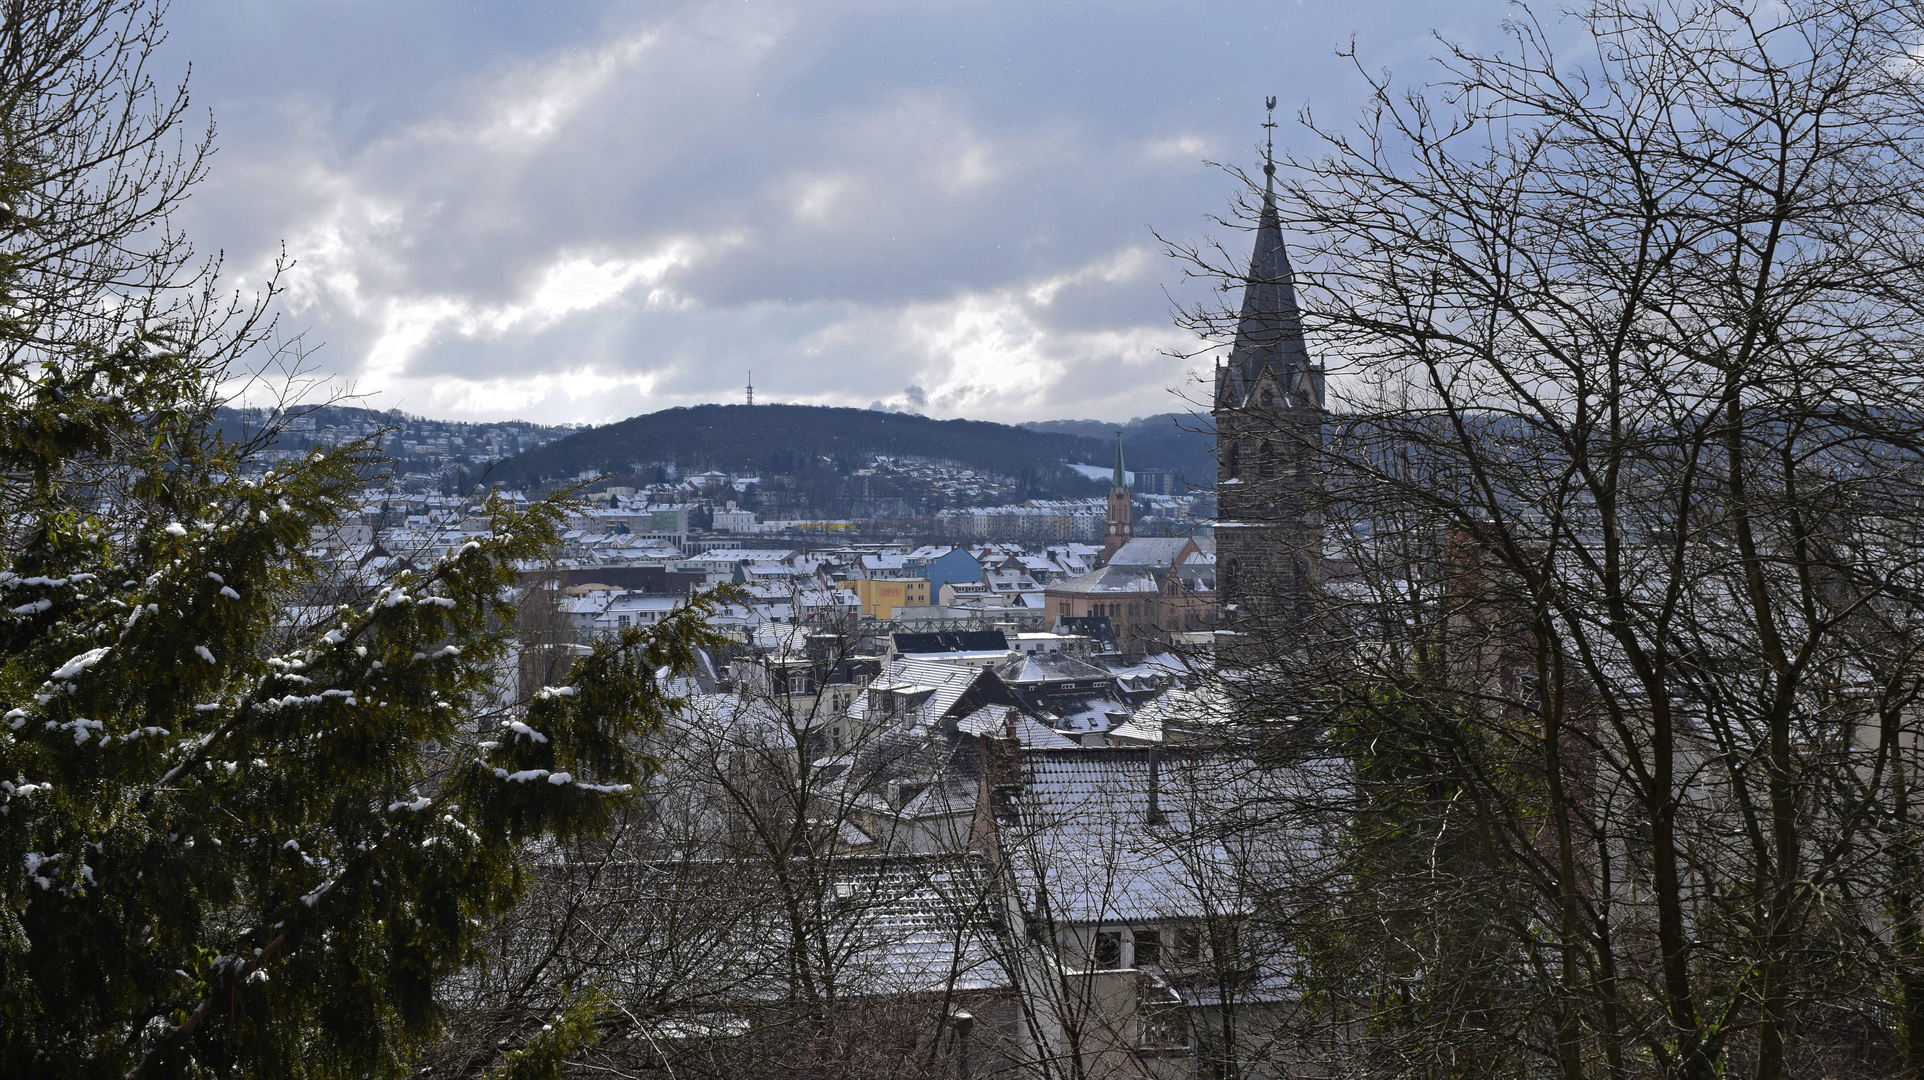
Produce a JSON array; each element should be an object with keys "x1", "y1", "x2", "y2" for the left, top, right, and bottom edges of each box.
[{"x1": 838, "y1": 577, "x2": 931, "y2": 619}]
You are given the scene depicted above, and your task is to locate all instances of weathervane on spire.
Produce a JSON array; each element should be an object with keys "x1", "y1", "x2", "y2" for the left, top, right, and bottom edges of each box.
[{"x1": 1263, "y1": 95, "x2": 1277, "y2": 178}]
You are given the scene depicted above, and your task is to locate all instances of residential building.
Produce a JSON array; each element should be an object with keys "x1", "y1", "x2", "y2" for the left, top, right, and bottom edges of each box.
[{"x1": 840, "y1": 576, "x2": 932, "y2": 619}]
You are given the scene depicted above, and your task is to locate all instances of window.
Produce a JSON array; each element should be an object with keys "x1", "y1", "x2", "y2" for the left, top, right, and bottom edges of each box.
[
  {"x1": 1133, "y1": 929, "x2": 1161, "y2": 966},
  {"x1": 1138, "y1": 994, "x2": 1189, "y2": 1051},
  {"x1": 990, "y1": 784, "x2": 1021, "y2": 825},
  {"x1": 1260, "y1": 387, "x2": 1275, "y2": 407},
  {"x1": 1094, "y1": 932, "x2": 1122, "y2": 969},
  {"x1": 1173, "y1": 927, "x2": 1202, "y2": 964},
  {"x1": 1226, "y1": 443, "x2": 1240, "y2": 480},
  {"x1": 1259, "y1": 440, "x2": 1274, "y2": 479}
]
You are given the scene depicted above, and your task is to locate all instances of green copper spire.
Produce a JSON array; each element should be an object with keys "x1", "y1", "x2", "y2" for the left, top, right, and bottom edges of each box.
[{"x1": 1112, "y1": 430, "x2": 1127, "y2": 489}]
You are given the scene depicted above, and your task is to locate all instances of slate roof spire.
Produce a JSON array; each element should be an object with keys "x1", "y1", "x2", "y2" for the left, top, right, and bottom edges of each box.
[
  {"x1": 1112, "y1": 430, "x2": 1127, "y2": 490},
  {"x1": 1217, "y1": 97, "x2": 1322, "y2": 412}
]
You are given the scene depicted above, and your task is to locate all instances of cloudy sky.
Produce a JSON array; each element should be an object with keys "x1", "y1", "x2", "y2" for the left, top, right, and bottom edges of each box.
[{"x1": 164, "y1": 0, "x2": 1519, "y2": 426}]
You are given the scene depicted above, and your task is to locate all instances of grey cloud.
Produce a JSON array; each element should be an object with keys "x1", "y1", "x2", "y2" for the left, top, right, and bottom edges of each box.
[{"x1": 165, "y1": 0, "x2": 1521, "y2": 425}]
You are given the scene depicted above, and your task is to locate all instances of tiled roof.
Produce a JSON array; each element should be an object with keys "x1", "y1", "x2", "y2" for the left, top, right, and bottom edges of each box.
[
  {"x1": 999, "y1": 749, "x2": 1286, "y2": 925},
  {"x1": 825, "y1": 854, "x2": 1012, "y2": 994}
]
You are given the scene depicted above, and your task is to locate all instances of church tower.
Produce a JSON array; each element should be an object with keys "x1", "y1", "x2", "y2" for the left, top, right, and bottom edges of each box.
[
  {"x1": 1102, "y1": 431, "x2": 1133, "y2": 564},
  {"x1": 1214, "y1": 100, "x2": 1324, "y2": 638}
]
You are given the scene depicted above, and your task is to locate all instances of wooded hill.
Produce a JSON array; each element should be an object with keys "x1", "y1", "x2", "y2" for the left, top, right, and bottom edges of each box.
[
  {"x1": 486, "y1": 404, "x2": 1212, "y2": 493},
  {"x1": 1020, "y1": 413, "x2": 1215, "y2": 489}
]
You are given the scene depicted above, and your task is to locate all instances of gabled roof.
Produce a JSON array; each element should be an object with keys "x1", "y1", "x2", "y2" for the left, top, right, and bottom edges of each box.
[{"x1": 898, "y1": 774, "x2": 979, "y2": 820}]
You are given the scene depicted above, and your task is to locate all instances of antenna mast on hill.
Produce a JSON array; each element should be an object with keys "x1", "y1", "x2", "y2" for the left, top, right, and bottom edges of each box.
[{"x1": 746, "y1": 370, "x2": 754, "y2": 406}]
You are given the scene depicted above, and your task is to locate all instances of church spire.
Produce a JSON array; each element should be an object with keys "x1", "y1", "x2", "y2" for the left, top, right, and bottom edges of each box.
[
  {"x1": 1102, "y1": 429, "x2": 1134, "y2": 564},
  {"x1": 1217, "y1": 96, "x2": 1321, "y2": 413}
]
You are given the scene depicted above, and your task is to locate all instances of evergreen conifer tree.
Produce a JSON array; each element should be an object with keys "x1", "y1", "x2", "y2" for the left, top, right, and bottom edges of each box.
[{"x1": 0, "y1": 3, "x2": 718, "y2": 1075}]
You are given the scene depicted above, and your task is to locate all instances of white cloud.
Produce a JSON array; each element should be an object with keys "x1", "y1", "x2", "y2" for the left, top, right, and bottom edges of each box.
[
  {"x1": 789, "y1": 174, "x2": 856, "y2": 226},
  {"x1": 789, "y1": 246, "x2": 1191, "y2": 419},
  {"x1": 473, "y1": 32, "x2": 662, "y2": 149},
  {"x1": 1026, "y1": 246, "x2": 1152, "y2": 306},
  {"x1": 1144, "y1": 133, "x2": 1211, "y2": 161},
  {"x1": 405, "y1": 364, "x2": 669, "y2": 418},
  {"x1": 325, "y1": 232, "x2": 738, "y2": 395}
]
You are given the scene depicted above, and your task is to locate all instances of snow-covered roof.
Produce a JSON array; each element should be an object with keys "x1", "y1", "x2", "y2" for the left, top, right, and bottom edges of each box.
[
  {"x1": 1046, "y1": 565, "x2": 1161, "y2": 596},
  {"x1": 955, "y1": 704, "x2": 1079, "y2": 749},
  {"x1": 1001, "y1": 750, "x2": 1250, "y2": 925},
  {"x1": 844, "y1": 658, "x2": 987, "y2": 729},
  {"x1": 1106, "y1": 537, "x2": 1197, "y2": 569},
  {"x1": 1000, "y1": 653, "x2": 1115, "y2": 685}
]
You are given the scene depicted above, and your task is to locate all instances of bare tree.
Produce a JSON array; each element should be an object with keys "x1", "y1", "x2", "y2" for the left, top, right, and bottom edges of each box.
[
  {"x1": 422, "y1": 627, "x2": 1024, "y2": 1080},
  {"x1": 1171, "y1": 2, "x2": 1924, "y2": 1077}
]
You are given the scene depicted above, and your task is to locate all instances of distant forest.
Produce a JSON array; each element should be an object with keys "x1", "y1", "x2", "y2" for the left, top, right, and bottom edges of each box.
[
  {"x1": 487, "y1": 404, "x2": 1213, "y2": 494},
  {"x1": 1020, "y1": 412, "x2": 1216, "y2": 489}
]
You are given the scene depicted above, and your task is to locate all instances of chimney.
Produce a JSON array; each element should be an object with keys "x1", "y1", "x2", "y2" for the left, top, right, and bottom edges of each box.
[{"x1": 1146, "y1": 745, "x2": 1165, "y2": 826}]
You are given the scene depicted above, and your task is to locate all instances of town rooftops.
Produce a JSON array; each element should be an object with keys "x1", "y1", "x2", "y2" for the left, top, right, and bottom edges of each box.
[{"x1": 1002, "y1": 748, "x2": 1246, "y2": 924}]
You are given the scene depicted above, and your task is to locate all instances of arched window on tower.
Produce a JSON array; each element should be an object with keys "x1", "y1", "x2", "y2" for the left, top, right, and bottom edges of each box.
[
  {"x1": 1259, "y1": 440, "x2": 1274, "y2": 480},
  {"x1": 1226, "y1": 443, "x2": 1241, "y2": 480},
  {"x1": 1261, "y1": 388, "x2": 1275, "y2": 407}
]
